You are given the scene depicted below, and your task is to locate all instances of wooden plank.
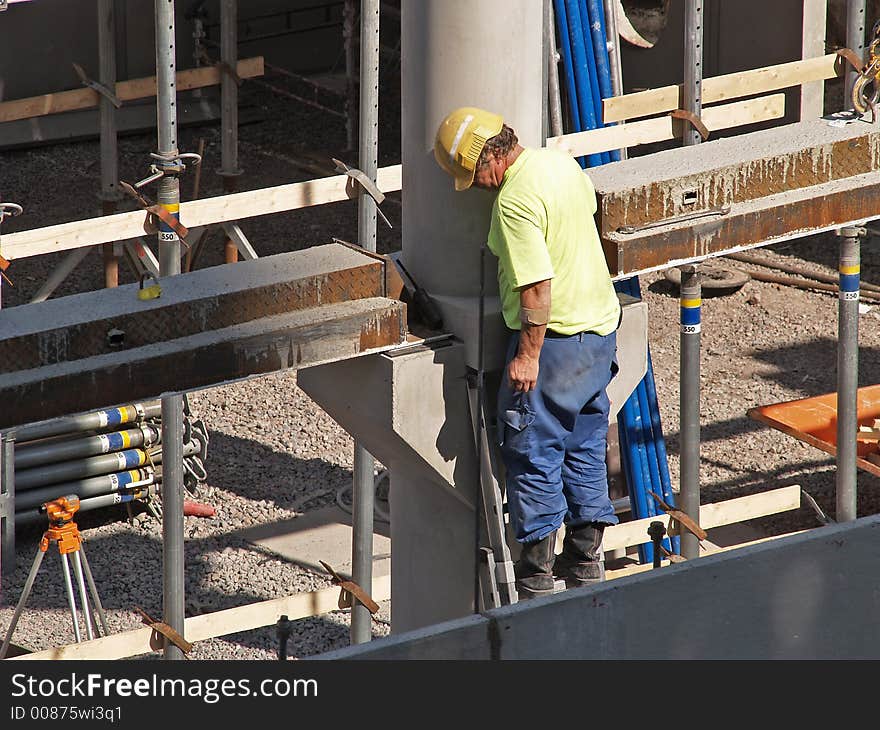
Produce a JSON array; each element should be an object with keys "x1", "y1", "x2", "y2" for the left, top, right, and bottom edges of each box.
[
  {"x1": 546, "y1": 94, "x2": 785, "y2": 158},
  {"x1": 603, "y1": 53, "x2": 838, "y2": 123},
  {"x1": 800, "y1": 0, "x2": 828, "y2": 120},
  {"x1": 600, "y1": 485, "x2": 801, "y2": 552},
  {"x1": 0, "y1": 57, "x2": 264, "y2": 125},
  {"x1": 0, "y1": 165, "x2": 402, "y2": 261},
  {"x1": 11, "y1": 574, "x2": 391, "y2": 661},
  {"x1": 605, "y1": 530, "x2": 809, "y2": 579}
]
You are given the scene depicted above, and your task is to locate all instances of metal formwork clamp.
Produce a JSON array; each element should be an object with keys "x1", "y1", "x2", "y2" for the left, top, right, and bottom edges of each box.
[
  {"x1": 72, "y1": 63, "x2": 122, "y2": 108},
  {"x1": 135, "y1": 151, "x2": 204, "y2": 188},
  {"x1": 0, "y1": 202, "x2": 22, "y2": 286},
  {"x1": 0, "y1": 202, "x2": 22, "y2": 224},
  {"x1": 119, "y1": 180, "x2": 190, "y2": 243},
  {"x1": 669, "y1": 109, "x2": 710, "y2": 141},
  {"x1": 332, "y1": 158, "x2": 393, "y2": 229}
]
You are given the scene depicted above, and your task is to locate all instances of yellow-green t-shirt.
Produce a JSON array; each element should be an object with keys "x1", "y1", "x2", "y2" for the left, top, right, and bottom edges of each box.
[{"x1": 487, "y1": 147, "x2": 620, "y2": 336}]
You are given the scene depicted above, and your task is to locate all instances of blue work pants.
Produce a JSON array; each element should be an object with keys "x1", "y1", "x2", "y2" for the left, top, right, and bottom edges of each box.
[{"x1": 497, "y1": 329, "x2": 619, "y2": 544}]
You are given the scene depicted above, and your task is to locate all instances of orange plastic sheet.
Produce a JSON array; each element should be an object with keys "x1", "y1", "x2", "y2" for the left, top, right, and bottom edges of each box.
[{"x1": 748, "y1": 385, "x2": 880, "y2": 477}]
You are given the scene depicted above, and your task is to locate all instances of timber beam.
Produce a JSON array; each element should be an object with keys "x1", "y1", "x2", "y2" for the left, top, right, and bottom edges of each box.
[
  {"x1": 0, "y1": 244, "x2": 407, "y2": 429},
  {"x1": 589, "y1": 117, "x2": 880, "y2": 278}
]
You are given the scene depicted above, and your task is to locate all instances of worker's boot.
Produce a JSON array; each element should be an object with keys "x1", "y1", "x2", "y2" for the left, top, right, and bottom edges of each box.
[
  {"x1": 553, "y1": 522, "x2": 606, "y2": 587},
  {"x1": 514, "y1": 533, "x2": 556, "y2": 600}
]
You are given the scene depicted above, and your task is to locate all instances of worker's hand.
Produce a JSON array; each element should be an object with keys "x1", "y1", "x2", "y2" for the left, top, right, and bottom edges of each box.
[{"x1": 508, "y1": 354, "x2": 539, "y2": 393}]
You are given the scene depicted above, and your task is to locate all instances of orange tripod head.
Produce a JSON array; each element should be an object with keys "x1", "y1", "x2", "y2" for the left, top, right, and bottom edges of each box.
[
  {"x1": 38, "y1": 496, "x2": 82, "y2": 555},
  {"x1": 40, "y1": 495, "x2": 80, "y2": 525}
]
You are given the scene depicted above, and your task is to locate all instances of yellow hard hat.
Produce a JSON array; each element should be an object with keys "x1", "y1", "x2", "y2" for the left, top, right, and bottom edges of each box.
[{"x1": 434, "y1": 107, "x2": 504, "y2": 191}]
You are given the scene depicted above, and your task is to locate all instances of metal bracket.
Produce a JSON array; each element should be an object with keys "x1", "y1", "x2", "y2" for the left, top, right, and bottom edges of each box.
[
  {"x1": 332, "y1": 158, "x2": 393, "y2": 229},
  {"x1": 319, "y1": 560, "x2": 380, "y2": 614},
  {"x1": 119, "y1": 181, "x2": 190, "y2": 243},
  {"x1": 0, "y1": 202, "x2": 23, "y2": 224},
  {"x1": 616, "y1": 205, "x2": 730, "y2": 235},
  {"x1": 670, "y1": 109, "x2": 710, "y2": 141},
  {"x1": 0, "y1": 202, "x2": 22, "y2": 286},
  {"x1": 135, "y1": 152, "x2": 204, "y2": 187},
  {"x1": 72, "y1": 62, "x2": 122, "y2": 108}
]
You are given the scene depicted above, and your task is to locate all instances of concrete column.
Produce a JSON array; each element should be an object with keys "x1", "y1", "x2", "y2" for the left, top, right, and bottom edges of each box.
[{"x1": 401, "y1": 0, "x2": 544, "y2": 371}]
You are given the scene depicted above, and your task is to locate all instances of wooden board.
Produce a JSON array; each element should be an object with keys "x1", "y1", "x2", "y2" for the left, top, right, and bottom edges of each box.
[
  {"x1": 11, "y1": 575, "x2": 391, "y2": 661},
  {"x1": 0, "y1": 165, "x2": 402, "y2": 261},
  {"x1": 0, "y1": 57, "x2": 264, "y2": 125},
  {"x1": 603, "y1": 53, "x2": 838, "y2": 123},
  {"x1": 598, "y1": 484, "x2": 801, "y2": 552},
  {"x1": 546, "y1": 94, "x2": 785, "y2": 158}
]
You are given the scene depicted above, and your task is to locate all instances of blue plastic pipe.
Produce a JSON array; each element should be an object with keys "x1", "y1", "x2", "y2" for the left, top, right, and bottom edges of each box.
[
  {"x1": 578, "y1": 0, "x2": 610, "y2": 165},
  {"x1": 643, "y1": 351, "x2": 680, "y2": 553},
  {"x1": 585, "y1": 0, "x2": 620, "y2": 163},
  {"x1": 554, "y1": 0, "x2": 588, "y2": 167},
  {"x1": 635, "y1": 378, "x2": 673, "y2": 554},
  {"x1": 618, "y1": 397, "x2": 653, "y2": 563},
  {"x1": 562, "y1": 0, "x2": 604, "y2": 167}
]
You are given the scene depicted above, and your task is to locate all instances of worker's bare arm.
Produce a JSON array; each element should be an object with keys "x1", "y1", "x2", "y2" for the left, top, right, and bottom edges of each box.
[{"x1": 509, "y1": 279, "x2": 550, "y2": 393}]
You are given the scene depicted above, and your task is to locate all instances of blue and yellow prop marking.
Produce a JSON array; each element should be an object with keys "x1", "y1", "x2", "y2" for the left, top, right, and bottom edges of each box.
[
  {"x1": 158, "y1": 202, "x2": 180, "y2": 243},
  {"x1": 680, "y1": 296, "x2": 701, "y2": 334},
  {"x1": 840, "y1": 263, "x2": 860, "y2": 301}
]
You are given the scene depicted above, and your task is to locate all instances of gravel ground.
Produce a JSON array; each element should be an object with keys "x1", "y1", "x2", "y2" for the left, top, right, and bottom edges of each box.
[{"x1": 3, "y1": 60, "x2": 880, "y2": 660}]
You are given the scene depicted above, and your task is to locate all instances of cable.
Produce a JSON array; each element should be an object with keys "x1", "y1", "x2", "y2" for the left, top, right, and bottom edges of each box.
[{"x1": 335, "y1": 468, "x2": 390, "y2": 523}]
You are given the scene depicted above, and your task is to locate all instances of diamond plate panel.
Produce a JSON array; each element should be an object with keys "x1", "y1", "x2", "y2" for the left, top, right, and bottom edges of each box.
[{"x1": 0, "y1": 256, "x2": 386, "y2": 373}]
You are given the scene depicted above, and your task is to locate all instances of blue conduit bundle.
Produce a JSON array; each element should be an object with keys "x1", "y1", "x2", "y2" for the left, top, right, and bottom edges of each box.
[{"x1": 553, "y1": 0, "x2": 676, "y2": 563}]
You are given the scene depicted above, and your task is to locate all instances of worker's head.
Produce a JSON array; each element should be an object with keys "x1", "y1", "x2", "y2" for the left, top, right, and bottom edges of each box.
[{"x1": 434, "y1": 106, "x2": 512, "y2": 191}]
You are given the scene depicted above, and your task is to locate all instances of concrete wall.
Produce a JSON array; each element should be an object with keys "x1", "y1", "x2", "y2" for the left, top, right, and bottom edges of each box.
[{"x1": 316, "y1": 514, "x2": 880, "y2": 659}]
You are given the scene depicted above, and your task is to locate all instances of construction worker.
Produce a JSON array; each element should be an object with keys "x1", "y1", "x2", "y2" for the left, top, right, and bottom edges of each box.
[{"x1": 434, "y1": 107, "x2": 621, "y2": 599}]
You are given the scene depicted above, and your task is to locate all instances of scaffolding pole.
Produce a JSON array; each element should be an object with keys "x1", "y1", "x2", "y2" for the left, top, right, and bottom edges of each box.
[
  {"x1": 351, "y1": 0, "x2": 380, "y2": 646},
  {"x1": 154, "y1": 0, "x2": 186, "y2": 661},
  {"x1": 679, "y1": 0, "x2": 703, "y2": 560},
  {"x1": 836, "y1": 226, "x2": 861, "y2": 522},
  {"x1": 846, "y1": 0, "x2": 866, "y2": 103},
  {"x1": 220, "y1": 0, "x2": 241, "y2": 264},
  {"x1": 98, "y1": 0, "x2": 120, "y2": 287}
]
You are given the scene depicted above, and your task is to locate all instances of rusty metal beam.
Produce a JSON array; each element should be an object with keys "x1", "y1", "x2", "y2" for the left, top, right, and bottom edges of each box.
[
  {"x1": 603, "y1": 171, "x2": 880, "y2": 277},
  {"x1": 590, "y1": 118, "x2": 880, "y2": 277},
  {"x1": 0, "y1": 243, "x2": 389, "y2": 373},
  {"x1": 0, "y1": 243, "x2": 407, "y2": 430}
]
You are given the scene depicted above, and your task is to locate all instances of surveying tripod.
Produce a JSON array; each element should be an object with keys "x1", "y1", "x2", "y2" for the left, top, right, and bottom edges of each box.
[{"x1": 1, "y1": 495, "x2": 109, "y2": 658}]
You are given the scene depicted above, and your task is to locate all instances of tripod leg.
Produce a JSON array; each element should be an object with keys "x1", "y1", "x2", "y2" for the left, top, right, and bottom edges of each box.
[
  {"x1": 71, "y1": 551, "x2": 94, "y2": 641},
  {"x1": 0, "y1": 548, "x2": 46, "y2": 658},
  {"x1": 60, "y1": 553, "x2": 82, "y2": 643},
  {"x1": 78, "y1": 544, "x2": 109, "y2": 636}
]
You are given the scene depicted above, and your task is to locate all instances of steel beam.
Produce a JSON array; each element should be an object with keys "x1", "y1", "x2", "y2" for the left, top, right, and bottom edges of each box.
[
  {"x1": 0, "y1": 243, "x2": 391, "y2": 373},
  {"x1": 0, "y1": 245, "x2": 406, "y2": 430},
  {"x1": 589, "y1": 118, "x2": 880, "y2": 277}
]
